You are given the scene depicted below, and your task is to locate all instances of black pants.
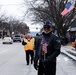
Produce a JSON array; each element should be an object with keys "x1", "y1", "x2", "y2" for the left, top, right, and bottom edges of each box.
[
  {"x1": 25, "y1": 50, "x2": 34, "y2": 64},
  {"x1": 38, "y1": 61, "x2": 56, "y2": 75}
]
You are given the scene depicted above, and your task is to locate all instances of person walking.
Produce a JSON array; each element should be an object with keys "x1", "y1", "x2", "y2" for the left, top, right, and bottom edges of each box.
[
  {"x1": 34, "y1": 20, "x2": 61, "y2": 75},
  {"x1": 74, "y1": 39, "x2": 76, "y2": 50},
  {"x1": 22, "y1": 33, "x2": 35, "y2": 65}
]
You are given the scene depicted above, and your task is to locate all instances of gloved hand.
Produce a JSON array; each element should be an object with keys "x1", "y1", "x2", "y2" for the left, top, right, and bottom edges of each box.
[
  {"x1": 34, "y1": 61, "x2": 38, "y2": 70},
  {"x1": 22, "y1": 40, "x2": 27, "y2": 45}
]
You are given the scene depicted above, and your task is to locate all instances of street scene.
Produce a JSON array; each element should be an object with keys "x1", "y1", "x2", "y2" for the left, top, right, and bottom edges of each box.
[
  {"x1": 0, "y1": 41, "x2": 76, "y2": 75},
  {"x1": 0, "y1": 0, "x2": 76, "y2": 75}
]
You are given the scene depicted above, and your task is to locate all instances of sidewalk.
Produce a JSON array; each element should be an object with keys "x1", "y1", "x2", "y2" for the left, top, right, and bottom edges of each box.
[{"x1": 61, "y1": 43, "x2": 76, "y2": 61}]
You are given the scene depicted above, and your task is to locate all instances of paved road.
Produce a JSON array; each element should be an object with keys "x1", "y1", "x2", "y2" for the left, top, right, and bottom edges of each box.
[
  {"x1": 0, "y1": 42, "x2": 76, "y2": 75},
  {"x1": 0, "y1": 43, "x2": 37, "y2": 75}
]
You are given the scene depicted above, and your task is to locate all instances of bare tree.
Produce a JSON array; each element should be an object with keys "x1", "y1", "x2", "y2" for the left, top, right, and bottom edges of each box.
[
  {"x1": 0, "y1": 13, "x2": 8, "y2": 29},
  {"x1": 8, "y1": 16, "x2": 29, "y2": 35},
  {"x1": 0, "y1": 9, "x2": 9, "y2": 37},
  {"x1": 0, "y1": 6, "x2": 29, "y2": 37},
  {"x1": 23, "y1": 0, "x2": 76, "y2": 38}
]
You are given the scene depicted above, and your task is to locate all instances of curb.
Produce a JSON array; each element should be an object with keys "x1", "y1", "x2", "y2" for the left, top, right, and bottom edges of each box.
[{"x1": 61, "y1": 47, "x2": 76, "y2": 61}]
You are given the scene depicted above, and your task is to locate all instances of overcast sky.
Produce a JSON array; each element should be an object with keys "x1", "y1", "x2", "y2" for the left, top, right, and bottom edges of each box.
[
  {"x1": 0, "y1": 0, "x2": 41, "y2": 32},
  {"x1": 0, "y1": 0, "x2": 26, "y2": 20}
]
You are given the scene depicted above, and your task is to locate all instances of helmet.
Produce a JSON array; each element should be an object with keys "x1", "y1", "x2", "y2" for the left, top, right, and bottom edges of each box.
[{"x1": 44, "y1": 20, "x2": 52, "y2": 26}]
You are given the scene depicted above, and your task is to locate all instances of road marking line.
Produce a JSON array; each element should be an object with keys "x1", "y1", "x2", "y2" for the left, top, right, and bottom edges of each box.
[{"x1": 0, "y1": 50, "x2": 8, "y2": 54}]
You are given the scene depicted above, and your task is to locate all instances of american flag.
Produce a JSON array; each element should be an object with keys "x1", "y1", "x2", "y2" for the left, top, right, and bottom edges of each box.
[
  {"x1": 61, "y1": 2, "x2": 74, "y2": 16},
  {"x1": 41, "y1": 40, "x2": 48, "y2": 53}
]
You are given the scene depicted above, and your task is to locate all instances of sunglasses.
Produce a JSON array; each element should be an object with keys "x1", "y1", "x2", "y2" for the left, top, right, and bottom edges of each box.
[{"x1": 43, "y1": 26, "x2": 50, "y2": 29}]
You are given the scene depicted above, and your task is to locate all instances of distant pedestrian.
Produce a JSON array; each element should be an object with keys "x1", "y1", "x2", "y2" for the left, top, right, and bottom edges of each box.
[
  {"x1": 22, "y1": 33, "x2": 35, "y2": 65},
  {"x1": 36, "y1": 33, "x2": 40, "y2": 36},
  {"x1": 74, "y1": 39, "x2": 76, "y2": 50},
  {"x1": 70, "y1": 35, "x2": 75, "y2": 47},
  {"x1": 34, "y1": 20, "x2": 61, "y2": 75}
]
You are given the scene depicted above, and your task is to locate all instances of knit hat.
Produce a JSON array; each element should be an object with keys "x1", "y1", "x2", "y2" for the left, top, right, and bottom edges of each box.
[{"x1": 44, "y1": 20, "x2": 52, "y2": 26}]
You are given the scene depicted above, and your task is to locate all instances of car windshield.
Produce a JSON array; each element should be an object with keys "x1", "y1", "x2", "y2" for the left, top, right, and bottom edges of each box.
[
  {"x1": 14, "y1": 35, "x2": 20, "y2": 37},
  {"x1": 4, "y1": 37, "x2": 11, "y2": 39}
]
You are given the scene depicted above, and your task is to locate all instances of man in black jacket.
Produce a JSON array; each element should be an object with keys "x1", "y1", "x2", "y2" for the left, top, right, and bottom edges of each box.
[{"x1": 34, "y1": 20, "x2": 61, "y2": 75}]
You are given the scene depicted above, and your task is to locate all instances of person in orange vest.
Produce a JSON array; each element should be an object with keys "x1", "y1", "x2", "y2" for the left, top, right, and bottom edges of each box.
[{"x1": 22, "y1": 33, "x2": 35, "y2": 65}]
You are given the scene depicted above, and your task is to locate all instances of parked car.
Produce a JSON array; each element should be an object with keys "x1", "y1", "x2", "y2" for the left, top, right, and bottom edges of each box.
[
  {"x1": 13, "y1": 35, "x2": 22, "y2": 42},
  {"x1": 2, "y1": 37, "x2": 13, "y2": 44}
]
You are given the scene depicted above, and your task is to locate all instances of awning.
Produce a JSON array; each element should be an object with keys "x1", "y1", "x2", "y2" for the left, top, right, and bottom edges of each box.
[
  {"x1": 70, "y1": 20, "x2": 76, "y2": 31},
  {"x1": 70, "y1": 27, "x2": 76, "y2": 31}
]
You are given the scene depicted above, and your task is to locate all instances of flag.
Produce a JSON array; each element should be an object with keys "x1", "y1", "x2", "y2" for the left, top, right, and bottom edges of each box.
[
  {"x1": 61, "y1": 2, "x2": 74, "y2": 16},
  {"x1": 41, "y1": 40, "x2": 48, "y2": 53},
  {"x1": 42, "y1": 43, "x2": 48, "y2": 53}
]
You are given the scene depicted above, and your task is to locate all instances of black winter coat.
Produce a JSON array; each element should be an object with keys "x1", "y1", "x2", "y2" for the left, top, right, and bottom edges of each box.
[{"x1": 34, "y1": 32, "x2": 61, "y2": 63}]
